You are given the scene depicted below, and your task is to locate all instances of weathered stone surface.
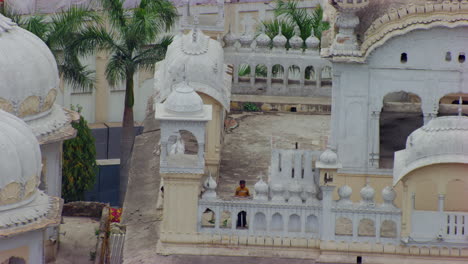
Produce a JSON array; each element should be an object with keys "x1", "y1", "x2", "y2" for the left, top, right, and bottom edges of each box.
[
  {"x1": 335, "y1": 217, "x2": 353, "y2": 236},
  {"x1": 380, "y1": 220, "x2": 397, "y2": 238},
  {"x1": 358, "y1": 218, "x2": 375, "y2": 237}
]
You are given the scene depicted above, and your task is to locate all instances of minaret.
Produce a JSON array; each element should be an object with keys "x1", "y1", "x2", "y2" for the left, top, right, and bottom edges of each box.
[{"x1": 155, "y1": 66, "x2": 212, "y2": 241}]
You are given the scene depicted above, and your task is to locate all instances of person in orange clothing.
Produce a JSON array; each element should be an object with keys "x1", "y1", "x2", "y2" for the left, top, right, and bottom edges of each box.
[
  {"x1": 235, "y1": 180, "x2": 249, "y2": 228},
  {"x1": 235, "y1": 180, "x2": 250, "y2": 197}
]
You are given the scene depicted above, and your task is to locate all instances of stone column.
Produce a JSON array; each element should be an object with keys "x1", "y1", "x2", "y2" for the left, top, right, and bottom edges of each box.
[
  {"x1": 266, "y1": 65, "x2": 272, "y2": 94},
  {"x1": 320, "y1": 185, "x2": 336, "y2": 241},
  {"x1": 250, "y1": 63, "x2": 255, "y2": 89},
  {"x1": 316, "y1": 67, "x2": 322, "y2": 89},
  {"x1": 161, "y1": 173, "x2": 204, "y2": 239},
  {"x1": 368, "y1": 110, "x2": 380, "y2": 168},
  {"x1": 328, "y1": 71, "x2": 340, "y2": 149},
  {"x1": 438, "y1": 194, "x2": 445, "y2": 212},
  {"x1": 233, "y1": 63, "x2": 239, "y2": 85},
  {"x1": 95, "y1": 50, "x2": 110, "y2": 123}
]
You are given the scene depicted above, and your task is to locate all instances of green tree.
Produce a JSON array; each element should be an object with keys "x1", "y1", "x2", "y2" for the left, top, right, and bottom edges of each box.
[
  {"x1": 275, "y1": 0, "x2": 329, "y2": 41},
  {"x1": 2, "y1": 7, "x2": 100, "y2": 91},
  {"x1": 62, "y1": 105, "x2": 98, "y2": 202},
  {"x1": 72, "y1": 0, "x2": 177, "y2": 205}
]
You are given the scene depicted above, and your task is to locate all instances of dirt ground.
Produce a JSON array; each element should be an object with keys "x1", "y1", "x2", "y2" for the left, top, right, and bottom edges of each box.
[{"x1": 53, "y1": 217, "x2": 100, "y2": 264}]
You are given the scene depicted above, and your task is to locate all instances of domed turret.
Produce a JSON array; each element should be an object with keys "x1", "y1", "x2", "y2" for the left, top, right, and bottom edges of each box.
[
  {"x1": 0, "y1": 14, "x2": 76, "y2": 143},
  {"x1": 0, "y1": 110, "x2": 41, "y2": 209},
  {"x1": 394, "y1": 116, "x2": 468, "y2": 184},
  {"x1": 164, "y1": 82, "x2": 204, "y2": 114},
  {"x1": 305, "y1": 28, "x2": 320, "y2": 50},
  {"x1": 0, "y1": 14, "x2": 59, "y2": 120},
  {"x1": 239, "y1": 25, "x2": 254, "y2": 49},
  {"x1": 223, "y1": 24, "x2": 238, "y2": 48},
  {"x1": 360, "y1": 184, "x2": 375, "y2": 206}
]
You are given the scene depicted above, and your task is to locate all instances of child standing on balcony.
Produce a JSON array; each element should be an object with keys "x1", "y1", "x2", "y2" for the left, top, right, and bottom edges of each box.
[{"x1": 235, "y1": 180, "x2": 250, "y2": 228}]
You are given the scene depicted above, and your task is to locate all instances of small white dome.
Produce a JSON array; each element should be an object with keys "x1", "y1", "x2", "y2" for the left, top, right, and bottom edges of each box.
[
  {"x1": 0, "y1": 110, "x2": 41, "y2": 209},
  {"x1": 305, "y1": 29, "x2": 320, "y2": 50},
  {"x1": 223, "y1": 25, "x2": 238, "y2": 47},
  {"x1": 164, "y1": 82, "x2": 204, "y2": 113},
  {"x1": 319, "y1": 148, "x2": 338, "y2": 164},
  {"x1": 272, "y1": 30, "x2": 287, "y2": 48},
  {"x1": 254, "y1": 178, "x2": 268, "y2": 194},
  {"x1": 239, "y1": 30, "x2": 254, "y2": 48},
  {"x1": 394, "y1": 116, "x2": 468, "y2": 185},
  {"x1": 255, "y1": 32, "x2": 271, "y2": 48},
  {"x1": 337, "y1": 185, "x2": 353, "y2": 206},
  {"x1": 360, "y1": 184, "x2": 375, "y2": 204},
  {"x1": 0, "y1": 14, "x2": 59, "y2": 120},
  {"x1": 289, "y1": 27, "x2": 303, "y2": 50}
]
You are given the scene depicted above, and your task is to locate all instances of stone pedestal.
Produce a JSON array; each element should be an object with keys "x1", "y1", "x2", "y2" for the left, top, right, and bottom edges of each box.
[{"x1": 161, "y1": 173, "x2": 203, "y2": 237}]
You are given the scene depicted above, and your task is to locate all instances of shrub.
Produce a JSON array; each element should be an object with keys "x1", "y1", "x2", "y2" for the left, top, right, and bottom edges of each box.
[{"x1": 62, "y1": 105, "x2": 97, "y2": 202}]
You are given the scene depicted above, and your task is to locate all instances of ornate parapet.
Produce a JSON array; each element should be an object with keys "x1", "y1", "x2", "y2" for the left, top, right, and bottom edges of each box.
[{"x1": 324, "y1": 0, "x2": 468, "y2": 63}]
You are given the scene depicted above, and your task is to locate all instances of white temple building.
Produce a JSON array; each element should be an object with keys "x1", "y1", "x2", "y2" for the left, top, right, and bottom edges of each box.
[
  {"x1": 0, "y1": 110, "x2": 62, "y2": 263},
  {"x1": 0, "y1": 13, "x2": 77, "y2": 261}
]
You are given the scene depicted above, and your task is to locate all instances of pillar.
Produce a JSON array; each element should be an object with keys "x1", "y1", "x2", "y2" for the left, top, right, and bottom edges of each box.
[
  {"x1": 438, "y1": 194, "x2": 445, "y2": 212},
  {"x1": 266, "y1": 65, "x2": 272, "y2": 94},
  {"x1": 401, "y1": 183, "x2": 411, "y2": 238},
  {"x1": 316, "y1": 67, "x2": 322, "y2": 89},
  {"x1": 95, "y1": 50, "x2": 110, "y2": 123},
  {"x1": 320, "y1": 185, "x2": 336, "y2": 241},
  {"x1": 161, "y1": 173, "x2": 204, "y2": 238},
  {"x1": 250, "y1": 63, "x2": 255, "y2": 89},
  {"x1": 368, "y1": 110, "x2": 380, "y2": 168},
  {"x1": 233, "y1": 64, "x2": 239, "y2": 85}
]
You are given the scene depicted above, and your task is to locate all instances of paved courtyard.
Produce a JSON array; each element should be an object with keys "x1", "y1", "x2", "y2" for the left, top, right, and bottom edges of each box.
[
  {"x1": 121, "y1": 109, "x2": 330, "y2": 263},
  {"x1": 218, "y1": 112, "x2": 330, "y2": 199}
]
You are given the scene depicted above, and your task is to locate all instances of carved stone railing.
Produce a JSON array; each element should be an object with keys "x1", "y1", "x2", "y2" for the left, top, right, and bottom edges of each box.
[
  {"x1": 411, "y1": 210, "x2": 468, "y2": 244},
  {"x1": 223, "y1": 32, "x2": 332, "y2": 97},
  {"x1": 198, "y1": 198, "x2": 322, "y2": 239}
]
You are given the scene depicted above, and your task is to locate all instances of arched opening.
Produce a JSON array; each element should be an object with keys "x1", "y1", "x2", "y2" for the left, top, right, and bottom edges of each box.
[
  {"x1": 166, "y1": 130, "x2": 199, "y2": 168},
  {"x1": 288, "y1": 214, "x2": 301, "y2": 232},
  {"x1": 271, "y1": 213, "x2": 284, "y2": 231},
  {"x1": 253, "y1": 212, "x2": 267, "y2": 231},
  {"x1": 438, "y1": 93, "x2": 468, "y2": 117},
  {"x1": 304, "y1": 66, "x2": 315, "y2": 84},
  {"x1": 201, "y1": 208, "x2": 216, "y2": 228},
  {"x1": 288, "y1": 65, "x2": 301, "y2": 85},
  {"x1": 255, "y1": 64, "x2": 268, "y2": 82},
  {"x1": 271, "y1": 64, "x2": 284, "y2": 84},
  {"x1": 236, "y1": 210, "x2": 248, "y2": 229},
  {"x1": 445, "y1": 179, "x2": 468, "y2": 211},
  {"x1": 335, "y1": 217, "x2": 352, "y2": 236},
  {"x1": 321, "y1": 66, "x2": 332, "y2": 86},
  {"x1": 380, "y1": 220, "x2": 397, "y2": 238},
  {"x1": 6, "y1": 257, "x2": 26, "y2": 264},
  {"x1": 358, "y1": 218, "x2": 376, "y2": 237},
  {"x1": 220, "y1": 211, "x2": 232, "y2": 229},
  {"x1": 238, "y1": 63, "x2": 250, "y2": 82},
  {"x1": 305, "y1": 215, "x2": 318, "y2": 233},
  {"x1": 379, "y1": 91, "x2": 423, "y2": 168}
]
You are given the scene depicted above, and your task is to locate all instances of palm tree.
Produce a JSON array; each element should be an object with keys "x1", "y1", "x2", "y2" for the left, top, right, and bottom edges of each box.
[
  {"x1": 271, "y1": 0, "x2": 330, "y2": 42},
  {"x1": 73, "y1": 0, "x2": 177, "y2": 205},
  {"x1": 2, "y1": 7, "x2": 99, "y2": 91}
]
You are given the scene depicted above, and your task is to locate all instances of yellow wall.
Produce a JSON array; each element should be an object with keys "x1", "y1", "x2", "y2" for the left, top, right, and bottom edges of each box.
[
  {"x1": 404, "y1": 163, "x2": 468, "y2": 211},
  {"x1": 0, "y1": 246, "x2": 29, "y2": 264},
  {"x1": 199, "y1": 93, "x2": 224, "y2": 177}
]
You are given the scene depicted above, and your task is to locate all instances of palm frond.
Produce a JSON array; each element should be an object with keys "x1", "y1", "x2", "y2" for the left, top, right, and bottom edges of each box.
[
  {"x1": 22, "y1": 16, "x2": 50, "y2": 42},
  {"x1": 59, "y1": 56, "x2": 95, "y2": 92},
  {"x1": 105, "y1": 51, "x2": 128, "y2": 86},
  {"x1": 100, "y1": 0, "x2": 127, "y2": 32},
  {"x1": 134, "y1": 35, "x2": 173, "y2": 71},
  {"x1": 71, "y1": 25, "x2": 118, "y2": 56}
]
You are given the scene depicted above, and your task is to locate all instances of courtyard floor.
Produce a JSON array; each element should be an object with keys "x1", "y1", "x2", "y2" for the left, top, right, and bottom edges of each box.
[{"x1": 121, "y1": 110, "x2": 330, "y2": 263}]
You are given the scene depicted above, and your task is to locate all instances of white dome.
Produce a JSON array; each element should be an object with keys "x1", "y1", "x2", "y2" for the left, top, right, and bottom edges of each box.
[
  {"x1": 272, "y1": 29, "x2": 287, "y2": 48},
  {"x1": 394, "y1": 116, "x2": 468, "y2": 185},
  {"x1": 164, "y1": 82, "x2": 203, "y2": 113},
  {"x1": 154, "y1": 29, "x2": 230, "y2": 111},
  {"x1": 0, "y1": 14, "x2": 59, "y2": 120},
  {"x1": 0, "y1": 110, "x2": 41, "y2": 209},
  {"x1": 255, "y1": 32, "x2": 271, "y2": 48},
  {"x1": 305, "y1": 29, "x2": 320, "y2": 50}
]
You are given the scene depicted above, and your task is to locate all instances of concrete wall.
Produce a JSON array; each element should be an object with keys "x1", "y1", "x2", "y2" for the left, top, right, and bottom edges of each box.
[{"x1": 0, "y1": 230, "x2": 44, "y2": 263}]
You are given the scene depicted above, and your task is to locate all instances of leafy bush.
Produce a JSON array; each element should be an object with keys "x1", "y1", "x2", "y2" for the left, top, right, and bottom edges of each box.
[
  {"x1": 62, "y1": 105, "x2": 97, "y2": 202},
  {"x1": 243, "y1": 102, "x2": 260, "y2": 112}
]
